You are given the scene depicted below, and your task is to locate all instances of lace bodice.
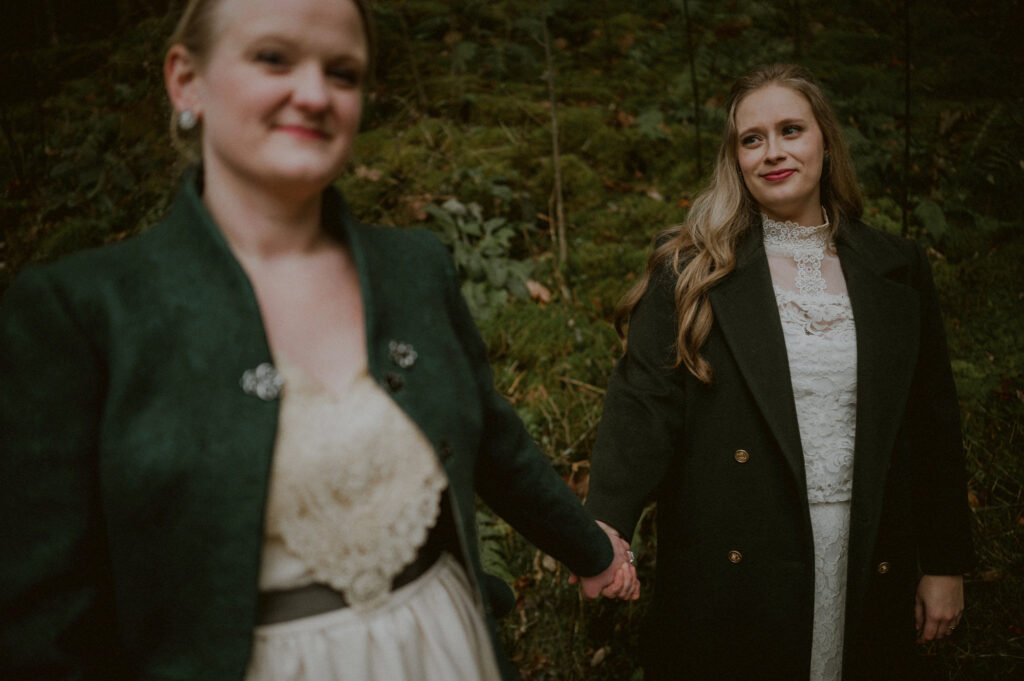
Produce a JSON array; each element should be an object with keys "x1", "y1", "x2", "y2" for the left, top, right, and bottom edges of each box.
[
  {"x1": 764, "y1": 213, "x2": 857, "y2": 681},
  {"x1": 259, "y1": 358, "x2": 447, "y2": 611},
  {"x1": 763, "y1": 213, "x2": 857, "y2": 503}
]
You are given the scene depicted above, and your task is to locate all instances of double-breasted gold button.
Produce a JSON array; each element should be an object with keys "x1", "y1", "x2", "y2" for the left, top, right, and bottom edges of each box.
[
  {"x1": 734, "y1": 449, "x2": 750, "y2": 463},
  {"x1": 728, "y1": 550, "x2": 743, "y2": 564},
  {"x1": 877, "y1": 561, "x2": 891, "y2": 574}
]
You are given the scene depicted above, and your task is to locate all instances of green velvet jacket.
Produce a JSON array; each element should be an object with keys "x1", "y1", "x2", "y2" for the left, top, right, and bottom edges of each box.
[
  {"x1": 586, "y1": 219, "x2": 974, "y2": 681},
  {"x1": 0, "y1": 171, "x2": 613, "y2": 681}
]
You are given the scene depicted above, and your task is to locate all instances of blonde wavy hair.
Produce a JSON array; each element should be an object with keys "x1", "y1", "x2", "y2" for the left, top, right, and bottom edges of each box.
[{"x1": 615, "y1": 63, "x2": 863, "y2": 384}]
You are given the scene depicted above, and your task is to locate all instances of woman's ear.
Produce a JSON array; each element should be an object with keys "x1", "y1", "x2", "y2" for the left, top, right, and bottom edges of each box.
[{"x1": 165, "y1": 44, "x2": 202, "y2": 118}]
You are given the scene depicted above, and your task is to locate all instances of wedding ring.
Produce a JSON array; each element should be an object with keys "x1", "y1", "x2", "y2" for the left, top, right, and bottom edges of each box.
[{"x1": 627, "y1": 551, "x2": 636, "y2": 566}]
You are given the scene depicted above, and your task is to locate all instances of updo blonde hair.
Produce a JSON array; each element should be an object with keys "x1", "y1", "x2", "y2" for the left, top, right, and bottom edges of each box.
[{"x1": 166, "y1": 0, "x2": 375, "y2": 158}]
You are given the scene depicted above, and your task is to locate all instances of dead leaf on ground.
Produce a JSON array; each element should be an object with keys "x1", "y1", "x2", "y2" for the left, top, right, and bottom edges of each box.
[
  {"x1": 564, "y1": 460, "x2": 590, "y2": 499},
  {"x1": 590, "y1": 646, "x2": 610, "y2": 667},
  {"x1": 399, "y1": 193, "x2": 436, "y2": 221},
  {"x1": 615, "y1": 111, "x2": 636, "y2": 127},
  {"x1": 354, "y1": 165, "x2": 382, "y2": 182},
  {"x1": 977, "y1": 569, "x2": 1003, "y2": 582},
  {"x1": 526, "y1": 279, "x2": 552, "y2": 304}
]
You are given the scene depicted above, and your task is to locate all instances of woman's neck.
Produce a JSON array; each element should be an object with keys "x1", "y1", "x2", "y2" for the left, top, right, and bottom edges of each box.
[
  {"x1": 760, "y1": 204, "x2": 827, "y2": 228},
  {"x1": 202, "y1": 170, "x2": 329, "y2": 261}
]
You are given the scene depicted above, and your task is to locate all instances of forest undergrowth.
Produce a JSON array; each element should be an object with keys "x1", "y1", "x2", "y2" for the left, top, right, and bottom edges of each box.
[{"x1": 1, "y1": 1, "x2": 1021, "y2": 679}]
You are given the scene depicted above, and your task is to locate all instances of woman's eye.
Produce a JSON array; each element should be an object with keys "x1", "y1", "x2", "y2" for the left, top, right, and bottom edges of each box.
[
  {"x1": 255, "y1": 50, "x2": 287, "y2": 67},
  {"x1": 328, "y1": 68, "x2": 360, "y2": 86},
  {"x1": 740, "y1": 135, "x2": 760, "y2": 146},
  {"x1": 783, "y1": 124, "x2": 802, "y2": 136}
]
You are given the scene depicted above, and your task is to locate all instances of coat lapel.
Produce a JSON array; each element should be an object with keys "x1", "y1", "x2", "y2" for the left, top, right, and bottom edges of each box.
[
  {"x1": 837, "y1": 223, "x2": 920, "y2": 629},
  {"x1": 709, "y1": 229, "x2": 807, "y2": 490},
  {"x1": 841, "y1": 228, "x2": 920, "y2": 522}
]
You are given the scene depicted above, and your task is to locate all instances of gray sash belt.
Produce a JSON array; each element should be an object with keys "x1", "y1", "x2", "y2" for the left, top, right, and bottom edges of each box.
[{"x1": 256, "y1": 537, "x2": 443, "y2": 625}]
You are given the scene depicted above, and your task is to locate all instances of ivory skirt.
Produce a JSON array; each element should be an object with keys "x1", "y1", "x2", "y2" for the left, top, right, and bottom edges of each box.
[{"x1": 244, "y1": 553, "x2": 503, "y2": 681}]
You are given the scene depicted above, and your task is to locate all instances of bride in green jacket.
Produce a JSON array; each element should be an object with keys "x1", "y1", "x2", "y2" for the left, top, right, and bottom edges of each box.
[{"x1": 0, "y1": 1, "x2": 637, "y2": 679}]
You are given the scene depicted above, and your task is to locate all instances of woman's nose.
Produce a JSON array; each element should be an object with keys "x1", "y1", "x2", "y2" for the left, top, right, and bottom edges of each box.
[
  {"x1": 292, "y1": 65, "x2": 330, "y2": 111},
  {"x1": 764, "y1": 135, "x2": 786, "y2": 161}
]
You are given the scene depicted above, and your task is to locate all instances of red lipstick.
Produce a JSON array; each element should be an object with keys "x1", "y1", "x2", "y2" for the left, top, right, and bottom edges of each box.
[{"x1": 762, "y1": 169, "x2": 795, "y2": 182}]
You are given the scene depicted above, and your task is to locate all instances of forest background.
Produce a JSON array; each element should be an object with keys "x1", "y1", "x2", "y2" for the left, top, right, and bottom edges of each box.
[{"x1": 1, "y1": 0, "x2": 1021, "y2": 679}]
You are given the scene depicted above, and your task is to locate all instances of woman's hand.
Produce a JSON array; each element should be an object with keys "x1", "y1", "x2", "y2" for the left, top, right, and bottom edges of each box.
[
  {"x1": 915, "y1": 574, "x2": 964, "y2": 643},
  {"x1": 569, "y1": 520, "x2": 640, "y2": 600}
]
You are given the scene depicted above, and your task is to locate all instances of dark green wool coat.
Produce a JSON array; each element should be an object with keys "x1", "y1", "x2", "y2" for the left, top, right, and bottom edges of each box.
[
  {"x1": 586, "y1": 220, "x2": 974, "y2": 681},
  {"x1": 0, "y1": 172, "x2": 613, "y2": 681}
]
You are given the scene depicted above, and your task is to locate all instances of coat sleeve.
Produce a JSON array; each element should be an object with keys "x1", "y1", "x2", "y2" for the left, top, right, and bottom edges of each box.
[
  {"x1": 0, "y1": 269, "x2": 119, "y2": 680},
  {"x1": 437, "y1": 247, "x2": 614, "y2": 578},
  {"x1": 585, "y1": 266, "x2": 687, "y2": 539},
  {"x1": 906, "y1": 242, "x2": 975, "y2": 575}
]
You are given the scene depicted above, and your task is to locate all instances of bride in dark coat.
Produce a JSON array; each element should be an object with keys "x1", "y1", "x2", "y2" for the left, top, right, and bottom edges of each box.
[{"x1": 586, "y1": 63, "x2": 973, "y2": 681}]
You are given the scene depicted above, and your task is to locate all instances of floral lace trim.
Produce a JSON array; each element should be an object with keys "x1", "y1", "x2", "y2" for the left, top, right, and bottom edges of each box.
[
  {"x1": 774, "y1": 286, "x2": 856, "y2": 340},
  {"x1": 771, "y1": 289, "x2": 856, "y2": 502},
  {"x1": 809, "y1": 501, "x2": 850, "y2": 681},
  {"x1": 263, "y1": 360, "x2": 447, "y2": 610},
  {"x1": 762, "y1": 211, "x2": 833, "y2": 297},
  {"x1": 765, "y1": 211, "x2": 854, "y2": 679},
  {"x1": 785, "y1": 333, "x2": 857, "y2": 502}
]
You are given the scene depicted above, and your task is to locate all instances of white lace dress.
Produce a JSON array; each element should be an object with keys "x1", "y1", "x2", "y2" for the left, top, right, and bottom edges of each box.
[
  {"x1": 243, "y1": 358, "x2": 502, "y2": 681},
  {"x1": 763, "y1": 214, "x2": 857, "y2": 681}
]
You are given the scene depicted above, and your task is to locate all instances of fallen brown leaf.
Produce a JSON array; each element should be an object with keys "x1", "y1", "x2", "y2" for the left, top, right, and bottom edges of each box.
[{"x1": 526, "y1": 279, "x2": 552, "y2": 304}]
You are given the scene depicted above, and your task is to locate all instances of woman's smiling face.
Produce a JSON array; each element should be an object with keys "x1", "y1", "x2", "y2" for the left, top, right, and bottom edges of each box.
[
  {"x1": 187, "y1": 0, "x2": 369, "y2": 199},
  {"x1": 735, "y1": 84, "x2": 826, "y2": 225}
]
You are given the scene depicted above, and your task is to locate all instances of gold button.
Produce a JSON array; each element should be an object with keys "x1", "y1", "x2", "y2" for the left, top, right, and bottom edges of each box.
[
  {"x1": 877, "y1": 561, "x2": 891, "y2": 574},
  {"x1": 728, "y1": 550, "x2": 743, "y2": 564},
  {"x1": 734, "y1": 449, "x2": 750, "y2": 463}
]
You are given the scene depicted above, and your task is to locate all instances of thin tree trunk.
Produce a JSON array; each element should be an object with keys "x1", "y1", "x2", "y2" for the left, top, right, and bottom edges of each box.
[
  {"x1": 0, "y1": 106, "x2": 25, "y2": 184},
  {"x1": 902, "y1": 0, "x2": 911, "y2": 238},
  {"x1": 792, "y1": 0, "x2": 803, "y2": 58},
  {"x1": 600, "y1": 0, "x2": 615, "y2": 67},
  {"x1": 43, "y1": 0, "x2": 59, "y2": 46},
  {"x1": 682, "y1": 0, "x2": 702, "y2": 179},
  {"x1": 397, "y1": 1, "x2": 428, "y2": 111},
  {"x1": 541, "y1": 9, "x2": 567, "y2": 269}
]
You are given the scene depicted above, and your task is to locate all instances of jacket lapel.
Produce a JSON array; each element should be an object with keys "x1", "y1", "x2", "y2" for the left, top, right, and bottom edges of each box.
[
  {"x1": 837, "y1": 223, "x2": 920, "y2": 628},
  {"x1": 709, "y1": 229, "x2": 807, "y2": 490},
  {"x1": 839, "y1": 225, "x2": 920, "y2": 531}
]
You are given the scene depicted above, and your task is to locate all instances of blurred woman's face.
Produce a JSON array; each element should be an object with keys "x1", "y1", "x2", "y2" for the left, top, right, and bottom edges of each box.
[
  {"x1": 735, "y1": 84, "x2": 826, "y2": 226},
  {"x1": 192, "y1": 0, "x2": 368, "y2": 199}
]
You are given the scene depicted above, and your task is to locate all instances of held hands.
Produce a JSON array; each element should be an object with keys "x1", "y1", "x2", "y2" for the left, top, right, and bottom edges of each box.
[
  {"x1": 569, "y1": 520, "x2": 640, "y2": 601},
  {"x1": 915, "y1": 574, "x2": 964, "y2": 643}
]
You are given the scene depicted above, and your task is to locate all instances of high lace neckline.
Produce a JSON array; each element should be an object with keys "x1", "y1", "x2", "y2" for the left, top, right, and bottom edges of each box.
[
  {"x1": 762, "y1": 209, "x2": 836, "y2": 297},
  {"x1": 761, "y1": 209, "x2": 832, "y2": 253}
]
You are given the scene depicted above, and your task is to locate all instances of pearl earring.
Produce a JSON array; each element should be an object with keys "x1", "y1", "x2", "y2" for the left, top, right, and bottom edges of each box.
[{"x1": 178, "y1": 109, "x2": 198, "y2": 131}]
